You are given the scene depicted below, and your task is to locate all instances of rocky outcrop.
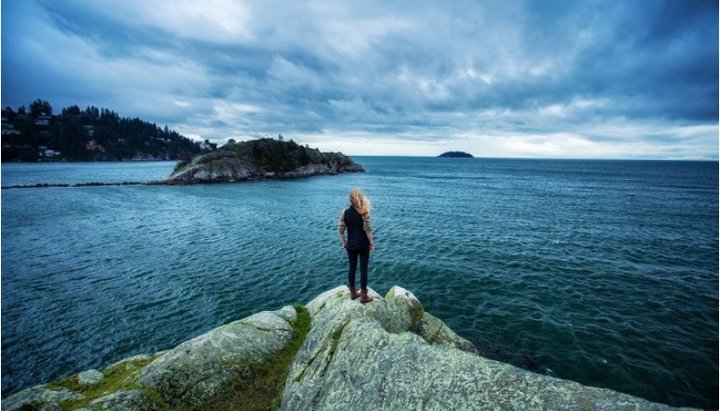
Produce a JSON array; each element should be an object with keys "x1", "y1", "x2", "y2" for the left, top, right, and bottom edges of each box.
[
  {"x1": 1, "y1": 386, "x2": 84, "y2": 411},
  {"x1": 283, "y1": 286, "x2": 694, "y2": 411},
  {"x1": 164, "y1": 138, "x2": 364, "y2": 184},
  {"x1": 2, "y1": 306, "x2": 299, "y2": 411},
  {"x1": 2, "y1": 286, "x2": 697, "y2": 411},
  {"x1": 137, "y1": 305, "x2": 296, "y2": 407}
]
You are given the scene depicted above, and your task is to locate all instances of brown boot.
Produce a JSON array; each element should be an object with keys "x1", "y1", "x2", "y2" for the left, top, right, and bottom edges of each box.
[
  {"x1": 360, "y1": 289, "x2": 374, "y2": 304},
  {"x1": 349, "y1": 287, "x2": 360, "y2": 300}
]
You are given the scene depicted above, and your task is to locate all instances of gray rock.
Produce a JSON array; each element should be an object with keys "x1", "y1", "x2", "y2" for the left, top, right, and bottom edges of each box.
[
  {"x1": 275, "y1": 304, "x2": 299, "y2": 323},
  {"x1": 91, "y1": 389, "x2": 158, "y2": 411},
  {"x1": 281, "y1": 285, "x2": 695, "y2": 411},
  {"x1": 39, "y1": 404, "x2": 63, "y2": 411},
  {"x1": 78, "y1": 369, "x2": 104, "y2": 385},
  {"x1": 172, "y1": 157, "x2": 257, "y2": 182},
  {"x1": 416, "y1": 311, "x2": 477, "y2": 353},
  {"x1": 107, "y1": 354, "x2": 153, "y2": 370},
  {"x1": 2, "y1": 385, "x2": 84, "y2": 411},
  {"x1": 138, "y1": 305, "x2": 297, "y2": 407}
]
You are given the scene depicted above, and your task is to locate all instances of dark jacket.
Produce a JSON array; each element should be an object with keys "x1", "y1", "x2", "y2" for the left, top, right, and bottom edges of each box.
[{"x1": 339, "y1": 206, "x2": 371, "y2": 250}]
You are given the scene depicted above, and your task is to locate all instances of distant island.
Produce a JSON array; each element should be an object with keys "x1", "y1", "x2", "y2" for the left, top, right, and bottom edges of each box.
[
  {"x1": 2, "y1": 99, "x2": 203, "y2": 162},
  {"x1": 438, "y1": 151, "x2": 474, "y2": 158},
  {"x1": 164, "y1": 137, "x2": 363, "y2": 184}
]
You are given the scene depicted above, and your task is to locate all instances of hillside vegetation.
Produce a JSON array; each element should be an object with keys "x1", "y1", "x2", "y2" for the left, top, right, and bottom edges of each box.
[{"x1": 2, "y1": 99, "x2": 202, "y2": 161}]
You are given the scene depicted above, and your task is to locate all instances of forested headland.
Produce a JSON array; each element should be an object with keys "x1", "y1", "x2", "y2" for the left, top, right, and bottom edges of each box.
[{"x1": 1, "y1": 99, "x2": 204, "y2": 162}]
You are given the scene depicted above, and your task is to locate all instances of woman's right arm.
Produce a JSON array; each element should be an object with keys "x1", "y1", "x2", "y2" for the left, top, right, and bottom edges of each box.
[{"x1": 337, "y1": 210, "x2": 347, "y2": 249}]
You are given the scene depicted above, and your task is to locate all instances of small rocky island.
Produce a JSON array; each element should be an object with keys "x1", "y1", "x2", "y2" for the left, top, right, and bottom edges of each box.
[
  {"x1": 164, "y1": 138, "x2": 363, "y2": 184},
  {"x1": 3, "y1": 285, "x2": 693, "y2": 411},
  {"x1": 438, "y1": 151, "x2": 474, "y2": 158}
]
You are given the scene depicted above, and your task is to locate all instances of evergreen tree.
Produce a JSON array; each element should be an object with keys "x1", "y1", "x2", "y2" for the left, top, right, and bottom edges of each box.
[{"x1": 29, "y1": 99, "x2": 52, "y2": 117}]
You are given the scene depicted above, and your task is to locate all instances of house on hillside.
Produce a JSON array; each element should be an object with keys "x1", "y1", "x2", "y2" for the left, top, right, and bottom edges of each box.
[
  {"x1": 38, "y1": 146, "x2": 61, "y2": 159},
  {"x1": 83, "y1": 125, "x2": 95, "y2": 137},
  {"x1": 34, "y1": 115, "x2": 51, "y2": 126},
  {"x1": 1, "y1": 118, "x2": 19, "y2": 136}
]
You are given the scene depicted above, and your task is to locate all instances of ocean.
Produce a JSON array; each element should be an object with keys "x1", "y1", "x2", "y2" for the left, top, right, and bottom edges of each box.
[{"x1": 1, "y1": 158, "x2": 717, "y2": 408}]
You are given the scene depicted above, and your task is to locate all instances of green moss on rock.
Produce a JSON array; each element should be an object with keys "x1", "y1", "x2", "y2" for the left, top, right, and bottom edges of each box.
[
  {"x1": 137, "y1": 306, "x2": 297, "y2": 408},
  {"x1": 210, "y1": 305, "x2": 311, "y2": 411},
  {"x1": 50, "y1": 355, "x2": 159, "y2": 410}
]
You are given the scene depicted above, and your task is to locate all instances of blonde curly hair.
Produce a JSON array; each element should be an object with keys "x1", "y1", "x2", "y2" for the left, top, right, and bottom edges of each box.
[{"x1": 349, "y1": 188, "x2": 371, "y2": 215}]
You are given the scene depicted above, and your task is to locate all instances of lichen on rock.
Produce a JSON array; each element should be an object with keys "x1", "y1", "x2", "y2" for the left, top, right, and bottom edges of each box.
[
  {"x1": 2, "y1": 306, "x2": 299, "y2": 411},
  {"x1": 90, "y1": 389, "x2": 157, "y2": 411},
  {"x1": 77, "y1": 370, "x2": 103, "y2": 386},
  {"x1": 1, "y1": 386, "x2": 84, "y2": 411},
  {"x1": 281, "y1": 285, "x2": 692, "y2": 411},
  {"x1": 137, "y1": 306, "x2": 297, "y2": 407}
]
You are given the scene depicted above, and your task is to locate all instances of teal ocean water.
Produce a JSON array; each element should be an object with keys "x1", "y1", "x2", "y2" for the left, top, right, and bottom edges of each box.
[{"x1": 2, "y1": 158, "x2": 718, "y2": 408}]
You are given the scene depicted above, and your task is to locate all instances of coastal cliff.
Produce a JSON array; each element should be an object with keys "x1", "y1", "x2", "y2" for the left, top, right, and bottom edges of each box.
[
  {"x1": 164, "y1": 138, "x2": 363, "y2": 184},
  {"x1": 3, "y1": 286, "x2": 696, "y2": 411}
]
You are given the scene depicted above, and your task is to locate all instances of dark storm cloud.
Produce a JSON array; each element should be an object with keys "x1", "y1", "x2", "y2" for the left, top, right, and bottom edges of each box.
[
  {"x1": 2, "y1": 0, "x2": 717, "y2": 157},
  {"x1": 563, "y1": 1, "x2": 719, "y2": 121}
]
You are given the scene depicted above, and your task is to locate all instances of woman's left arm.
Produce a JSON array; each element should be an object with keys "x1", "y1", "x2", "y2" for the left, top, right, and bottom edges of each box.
[{"x1": 363, "y1": 213, "x2": 374, "y2": 252}]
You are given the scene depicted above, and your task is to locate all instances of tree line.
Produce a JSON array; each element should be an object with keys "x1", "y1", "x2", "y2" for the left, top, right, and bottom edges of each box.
[{"x1": 1, "y1": 99, "x2": 203, "y2": 162}]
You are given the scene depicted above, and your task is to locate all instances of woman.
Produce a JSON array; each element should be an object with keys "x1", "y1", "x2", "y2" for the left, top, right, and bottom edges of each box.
[{"x1": 337, "y1": 188, "x2": 374, "y2": 303}]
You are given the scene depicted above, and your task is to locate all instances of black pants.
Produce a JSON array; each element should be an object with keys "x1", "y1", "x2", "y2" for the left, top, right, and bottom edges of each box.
[{"x1": 347, "y1": 248, "x2": 369, "y2": 290}]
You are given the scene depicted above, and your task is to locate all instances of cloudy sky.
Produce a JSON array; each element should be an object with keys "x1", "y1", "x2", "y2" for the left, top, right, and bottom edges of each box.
[{"x1": 2, "y1": 0, "x2": 718, "y2": 158}]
